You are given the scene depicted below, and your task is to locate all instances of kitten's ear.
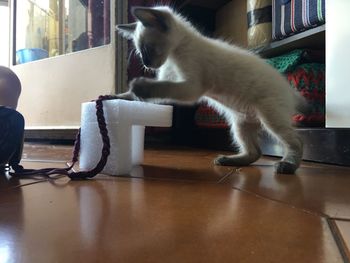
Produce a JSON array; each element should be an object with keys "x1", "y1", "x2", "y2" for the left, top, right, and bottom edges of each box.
[
  {"x1": 132, "y1": 7, "x2": 170, "y2": 32},
  {"x1": 116, "y1": 23, "x2": 137, "y2": 39}
]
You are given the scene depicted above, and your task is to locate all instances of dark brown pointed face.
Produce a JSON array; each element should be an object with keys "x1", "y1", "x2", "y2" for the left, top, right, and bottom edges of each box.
[
  {"x1": 139, "y1": 42, "x2": 162, "y2": 68},
  {"x1": 117, "y1": 7, "x2": 174, "y2": 69},
  {"x1": 136, "y1": 31, "x2": 171, "y2": 69},
  {"x1": 131, "y1": 7, "x2": 170, "y2": 32},
  {"x1": 140, "y1": 43, "x2": 154, "y2": 67}
]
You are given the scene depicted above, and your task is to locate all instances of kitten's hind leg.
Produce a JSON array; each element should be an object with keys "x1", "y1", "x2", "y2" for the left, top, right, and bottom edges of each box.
[
  {"x1": 214, "y1": 118, "x2": 262, "y2": 167},
  {"x1": 258, "y1": 109, "x2": 303, "y2": 174}
]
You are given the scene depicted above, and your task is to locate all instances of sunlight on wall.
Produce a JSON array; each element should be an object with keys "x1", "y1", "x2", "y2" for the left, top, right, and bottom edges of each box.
[
  {"x1": 0, "y1": 245, "x2": 10, "y2": 263},
  {"x1": 0, "y1": 5, "x2": 9, "y2": 66}
]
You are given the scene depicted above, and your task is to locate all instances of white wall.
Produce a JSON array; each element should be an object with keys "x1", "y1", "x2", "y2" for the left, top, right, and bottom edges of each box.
[
  {"x1": 326, "y1": 0, "x2": 350, "y2": 128},
  {"x1": 0, "y1": 4, "x2": 9, "y2": 66},
  {"x1": 13, "y1": 45, "x2": 116, "y2": 128}
]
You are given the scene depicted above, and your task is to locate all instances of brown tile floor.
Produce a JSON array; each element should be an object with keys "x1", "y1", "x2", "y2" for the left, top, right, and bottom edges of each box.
[
  {"x1": 335, "y1": 220, "x2": 350, "y2": 259},
  {"x1": 0, "y1": 161, "x2": 67, "y2": 191},
  {"x1": 0, "y1": 143, "x2": 349, "y2": 263}
]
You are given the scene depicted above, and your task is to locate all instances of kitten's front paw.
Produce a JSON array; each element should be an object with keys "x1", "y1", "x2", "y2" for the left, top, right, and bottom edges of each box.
[
  {"x1": 274, "y1": 161, "x2": 297, "y2": 174},
  {"x1": 214, "y1": 154, "x2": 259, "y2": 166},
  {"x1": 214, "y1": 155, "x2": 245, "y2": 166},
  {"x1": 129, "y1": 77, "x2": 151, "y2": 99},
  {"x1": 115, "y1": 91, "x2": 138, "y2": 101},
  {"x1": 214, "y1": 155, "x2": 231, "y2": 166}
]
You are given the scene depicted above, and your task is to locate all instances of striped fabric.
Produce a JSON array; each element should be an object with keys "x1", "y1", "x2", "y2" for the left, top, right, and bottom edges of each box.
[
  {"x1": 272, "y1": 0, "x2": 325, "y2": 40},
  {"x1": 194, "y1": 105, "x2": 229, "y2": 129}
]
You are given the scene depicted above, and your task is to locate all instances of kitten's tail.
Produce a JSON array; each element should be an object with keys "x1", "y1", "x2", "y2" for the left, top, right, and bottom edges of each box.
[{"x1": 293, "y1": 91, "x2": 311, "y2": 114}]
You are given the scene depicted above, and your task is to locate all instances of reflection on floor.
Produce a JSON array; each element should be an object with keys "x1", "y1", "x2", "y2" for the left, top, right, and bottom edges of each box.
[{"x1": 0, "y1": 143, "x2": 349, "y2": 263}]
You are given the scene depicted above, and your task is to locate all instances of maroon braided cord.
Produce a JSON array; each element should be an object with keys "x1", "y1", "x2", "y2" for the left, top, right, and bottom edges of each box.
[{"x1": 10, "y1": 95, "x2": 119, "y2": 180}]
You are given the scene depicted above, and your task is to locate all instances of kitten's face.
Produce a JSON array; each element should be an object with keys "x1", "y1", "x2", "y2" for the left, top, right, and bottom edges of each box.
[{"x1": 117, "y1": 7, "x2": 173, "y2": 69}]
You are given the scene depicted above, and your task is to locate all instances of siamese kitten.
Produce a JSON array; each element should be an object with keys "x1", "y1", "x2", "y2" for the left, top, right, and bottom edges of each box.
[{"x1": 116, "y1": 6, "x2": 306, "y2": 174}]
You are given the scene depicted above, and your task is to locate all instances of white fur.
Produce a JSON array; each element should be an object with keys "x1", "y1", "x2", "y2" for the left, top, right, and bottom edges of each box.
[{"x1": 117, "y1": 6, "x2": 304, "y2": 173}]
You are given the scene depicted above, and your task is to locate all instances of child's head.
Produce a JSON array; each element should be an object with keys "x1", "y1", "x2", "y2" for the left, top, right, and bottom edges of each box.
[{"x1": 0, "y1": 66, "x2": 21, "y2": 109}]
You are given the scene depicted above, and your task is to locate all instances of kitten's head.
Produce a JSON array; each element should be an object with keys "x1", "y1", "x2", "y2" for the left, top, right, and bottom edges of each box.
[{"x1": 116, "y1": 6, "x2": 177, "y2": 69}]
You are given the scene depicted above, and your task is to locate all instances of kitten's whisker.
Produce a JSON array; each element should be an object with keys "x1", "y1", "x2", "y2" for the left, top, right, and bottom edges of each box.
[{"x1": 127, "y1": 48, "x2": 137, "y2": 65}]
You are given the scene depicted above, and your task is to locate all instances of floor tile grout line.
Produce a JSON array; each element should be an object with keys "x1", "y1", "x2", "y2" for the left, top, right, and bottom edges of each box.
[
  {"x1": 230, "y1": 184, "x2": 329, "y2": 218},
  {"x1": 222, "y1": 168, "x2": 331, "y2": 218},
  {"x1": 331, "y1": 218, "x2": 350, "y2": 222},
  {"x1": 229, "y1": 183, "x2": 350, "y2": 262},
  {"x1": 327, "y1": 219, "x2": 350, "y2": 263},
  {"x1": 222, "y1": 169, "x2": 350, "y2": 221},
  {"x1": 122, "y1": 175, "x2": 240, "y2": 185},
  {"x1": 217, "y1": 169, "x2": 236, "y2": 184}
]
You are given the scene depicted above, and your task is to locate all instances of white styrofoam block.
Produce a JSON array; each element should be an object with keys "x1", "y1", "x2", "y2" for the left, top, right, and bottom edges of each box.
[
  {"x1": 79, "y1": 100, "x2": 173, "y2": 175},
  {"x1": 132, "y1": 126, "x2": 145, "y2": 165}
]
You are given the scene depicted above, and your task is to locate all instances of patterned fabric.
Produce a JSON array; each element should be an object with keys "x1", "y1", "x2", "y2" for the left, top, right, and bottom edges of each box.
[
  {"x1": 266, "y1": 49, "x2": 325, "y2": 72},
  {"x1": 266, "y1": 49, "x2": 305, "y2": 73},
  {"x1": 272, "y1": 0, "x2": 325, "y2": 40},
  {"x1": 194, "y1": 105, "x2": 229, "y2": 129},
  {"x1": 267, "y1": 50, "x2": 325, "y2": 126},
  {"x1": 288, "y1": 63, "x2": 325, "y2": 126}
]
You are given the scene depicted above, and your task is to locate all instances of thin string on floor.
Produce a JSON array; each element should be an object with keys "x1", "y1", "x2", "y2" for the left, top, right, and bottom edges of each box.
[{"x1": 10, "y1": 95, "x2": 119, "y2": 180}]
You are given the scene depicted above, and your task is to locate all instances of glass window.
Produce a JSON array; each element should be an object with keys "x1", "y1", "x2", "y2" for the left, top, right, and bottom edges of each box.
[{"x1": 14, "y1": 0, "x2": 110, "y2": 65}]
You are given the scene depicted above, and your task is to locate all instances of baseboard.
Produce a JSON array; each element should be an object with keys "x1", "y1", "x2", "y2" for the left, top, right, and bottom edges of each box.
[
  {"x1": 24, "y1": 129, "x2": 78, "y2": 142},
  {"x1": 24, "y1": 126, "x2": 350, "y2": 167},
  {"x1": 190, "y1": 127, "x2": 350, "y2": 166},
  {"x1": 260, "y1": 128, "x2": 350, "y2": 166}
]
